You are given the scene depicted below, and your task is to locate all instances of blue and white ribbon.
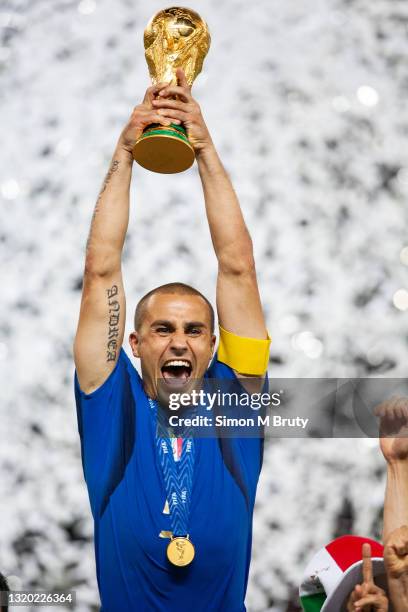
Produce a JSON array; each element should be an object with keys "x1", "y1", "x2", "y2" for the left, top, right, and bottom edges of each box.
[{"x1": 149, "y1": 399, "x2": 195, "y2": 537}]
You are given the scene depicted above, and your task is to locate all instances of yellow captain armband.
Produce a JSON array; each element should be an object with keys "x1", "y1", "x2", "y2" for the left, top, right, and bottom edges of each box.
[{"x1": 217, "y1": 325, "x2": 271, "y2": 375}]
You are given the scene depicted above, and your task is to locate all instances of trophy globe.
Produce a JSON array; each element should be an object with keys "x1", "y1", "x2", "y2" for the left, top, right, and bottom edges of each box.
[{"x1": 132, "y1": 7, "x2": 211, "y2": 174}]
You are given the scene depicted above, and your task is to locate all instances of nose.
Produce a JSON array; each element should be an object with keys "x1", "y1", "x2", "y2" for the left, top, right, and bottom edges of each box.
[{"x1": 169, "y1": 331, "x2": 188, "y2": 355}]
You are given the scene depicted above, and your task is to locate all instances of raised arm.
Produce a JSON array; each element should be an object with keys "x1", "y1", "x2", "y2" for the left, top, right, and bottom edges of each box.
[
  {"x1": 377, "y1": 397, "x2": 408, "y2": 541},
  {"x1": 152, "y1": 69, "x2": 268, "y2": 343},
  {"x1": 196, "y1": 142, "x2": 267, "y2": 341},
  {"x1": 74, "y1": 83, "x2": 174, "y2": 394},
  {"x1": 377, "y1": 398, "x2": 408, "y2": 612}
]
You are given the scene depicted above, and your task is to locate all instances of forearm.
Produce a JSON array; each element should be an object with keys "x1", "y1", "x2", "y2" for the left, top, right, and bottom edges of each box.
[
  {"x1": 388, "y1": 578, "x2": 408, "y2": 612},
  {"x1": 196, "y1": 145, "x2": 254, "y2": 273},
  {"x1": 383, "y1": 462, "x2": 408, "y2": 542},
  {"x1": 85, "y1": 144, "x2": 133, "y2": 274}
]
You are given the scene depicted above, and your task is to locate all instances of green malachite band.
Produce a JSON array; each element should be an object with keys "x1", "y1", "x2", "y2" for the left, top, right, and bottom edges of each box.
[
  {"x1": 139, "y1": 129, "x2": 190, "y2": 143},
  {"x1": 300, "y1": 593, "x2": 326, "y2": 612},
  {"x1": 171, "y1": 124, "x2": 187, "y2": 136},
  {"x1": 139, "y1": 123, "x2": 189, "y2": 143}
]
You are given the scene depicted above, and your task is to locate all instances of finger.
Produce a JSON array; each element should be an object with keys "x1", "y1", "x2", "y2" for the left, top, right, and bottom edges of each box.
[
  {"x1": 158, "y1": 84, "x2": 192, "y2": 102},
  {"x1": 143, "y1": 82, "x2": 170, "y2": 103},
  {"x1": 378, "y1": 397, "x2": 404, "y2": 438},
  {"x1": 152, "y1": 98, "x2": 191, "y2": 111},
  {"x1": 152, "y1": 81, "x2": 169, "y2": 92},
  {"x1": 395, "y1": 539, "x2": 408, "y2": 556},
  {"x1": 375, "y1": 396, "x2": 399, "y2": 417},
  {"x1": 374, "y1": 404, "x2": 386, "y2": 417},
  {"x1": 389, "y1": 397, "x2": 403, "y2": 419},
  {"x1": 135, "y1": 106, "x2": 180, "y2": 123},
  {"x1": 362, "y1": 543, "x2": 373, "y2": 584},
  {"x1": 176, "y1": 67, "x2": 190, "y2": 90},
  {"x1": 394, "y1": 525, "x2": 408, "y2": 554},
  {"x1": 350, "y1": 587, "x2": 359, "y2": 603},
  {"x1": 365, "y1": 584, "x2": 385, "y2": 596},
  {"x1": 156, "y1": 108, "x2": 189, "y2": 122},
  {"x1": 154, "y1": 115, "x2": 182, "y2": 126},
  {"x1": 142, "y1": 112, "x2": 173, "y2": 126},
  {"x1": 354, "y1": 594, "x2": 388, "y2": 608},
  {"x1": 157, "y1": 118, "x2": 182, "y2": 126},
  {"x1": 395, "y1": 398, "x2": 408, "y2": 421}
]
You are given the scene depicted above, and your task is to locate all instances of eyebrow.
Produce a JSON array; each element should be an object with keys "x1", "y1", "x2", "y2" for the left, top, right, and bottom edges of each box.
[
  {"x1": 185, "y1": 321, "x2": 207, "y2": 329},
  {"x1": 150, "y1": 320, "x2": 207, "y2": 329},
  {"x1": 150, "y1": 320, "x2": 175, "y2": 328}
]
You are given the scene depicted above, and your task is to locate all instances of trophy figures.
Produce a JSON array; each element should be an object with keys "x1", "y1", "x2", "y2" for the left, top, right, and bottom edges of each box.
[{"x1": 132, "y1": 7, "x2": 211, "y2": 174}]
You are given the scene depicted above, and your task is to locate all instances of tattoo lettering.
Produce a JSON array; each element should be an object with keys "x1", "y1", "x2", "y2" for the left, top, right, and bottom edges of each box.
[
  {"x1": 107, "y1": 284, "x2": 120, "y2": 362},
  {"x1": 107, "y1": 285, "x2": 118, "y2": 299},
  {"x1": 97, "y1": 160, "x2": 120, "y2": 204},
  {"x1": 86, "y1": 160, "x2": 120, "y2": 252}
]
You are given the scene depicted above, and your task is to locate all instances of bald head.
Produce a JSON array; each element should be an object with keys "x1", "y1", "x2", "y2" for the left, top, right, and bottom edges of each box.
[{"x1": 134, "y1": 283, "x2": 214, "y2": 333}]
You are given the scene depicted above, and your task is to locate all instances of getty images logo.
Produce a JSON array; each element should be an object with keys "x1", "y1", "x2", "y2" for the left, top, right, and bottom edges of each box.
[{"x1": 168, "y1": 389, "x2": 282, "y2": 411}]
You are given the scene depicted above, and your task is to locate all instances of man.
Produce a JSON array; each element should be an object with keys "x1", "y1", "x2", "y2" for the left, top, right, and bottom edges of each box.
[
  {"x1": 339, "y1": 397, "x2": 408, "y2": 612},
  {"x1": 74, "y1": 68, "x2": 270, "y2": 611},
  {"x1": 299, "y1": 396, "x2": 408, "y2": 612},
  {"x1": 377, "y1": 396, "x2": 408, "y2": 611}
]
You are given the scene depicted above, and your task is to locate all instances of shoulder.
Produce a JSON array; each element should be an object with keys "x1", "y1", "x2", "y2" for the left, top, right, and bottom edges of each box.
[
  {"x1": 75, "y1": 347, "x2": 139, "y2": 400},
  {"x1": 206, "y1": 352, "x2": 235, "y2": 379}
]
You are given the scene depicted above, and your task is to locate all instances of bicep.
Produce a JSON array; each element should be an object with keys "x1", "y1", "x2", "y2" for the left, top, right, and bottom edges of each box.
[
  {"x1": 216, "y1": 267, "x2": 267, "y2": 339},
  {"x1": 74, "y1": 269, "x2": 126, "y2": 394}
]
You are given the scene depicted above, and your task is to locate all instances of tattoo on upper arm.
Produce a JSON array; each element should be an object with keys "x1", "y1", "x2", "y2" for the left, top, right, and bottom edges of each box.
[
  {"x1": 107, "y1": 284, "x2": 120, "y2": 362},
  {"x1": 86, "y1": 160, "x2": 120, "y2": 252}
]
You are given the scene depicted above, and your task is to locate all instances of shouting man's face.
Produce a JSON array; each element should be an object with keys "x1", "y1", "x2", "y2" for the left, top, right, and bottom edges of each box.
[{"x1": 129, "y1": 293, "x2": 216, "y2": 400}]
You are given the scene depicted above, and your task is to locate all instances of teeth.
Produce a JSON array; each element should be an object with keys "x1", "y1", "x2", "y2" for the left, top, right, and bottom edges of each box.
[{"x1": 163, "y1": 360, "x2": 191, "y2": 368}]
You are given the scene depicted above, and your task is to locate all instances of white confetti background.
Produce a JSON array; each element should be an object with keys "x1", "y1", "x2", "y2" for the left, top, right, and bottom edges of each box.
[{"x1": 1, "y1": 0, "x2": 408, "y2": 610}]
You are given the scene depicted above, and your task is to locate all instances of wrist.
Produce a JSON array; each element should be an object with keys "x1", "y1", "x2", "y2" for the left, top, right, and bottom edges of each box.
[
  {"x1": 115, "y1": 140, "x2": 136, "y2": 164},
  {"x1": 386, "y1": 460, "x2": 408, "y2": 474},
  {"x1": 195, "y1": 143, "x2": 225, "y2": 177},
  {"x1": 195, "y1": 141, "x2": 217, "y2": 161}
]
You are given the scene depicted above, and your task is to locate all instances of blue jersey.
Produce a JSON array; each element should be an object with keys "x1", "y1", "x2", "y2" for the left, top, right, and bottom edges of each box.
[{"x1": 75, "y1": 349, "x2": 264, "y2": 612}]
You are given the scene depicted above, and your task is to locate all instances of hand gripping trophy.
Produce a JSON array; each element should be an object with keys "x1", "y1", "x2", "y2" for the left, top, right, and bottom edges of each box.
[{"x1": 132, "y1": 7, "x2": 211, "y2": 174}]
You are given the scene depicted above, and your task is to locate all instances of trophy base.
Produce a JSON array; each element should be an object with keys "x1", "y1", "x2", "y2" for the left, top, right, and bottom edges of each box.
[{"x1": 132, "y1": 124, "x2": 195, "y2": 174}]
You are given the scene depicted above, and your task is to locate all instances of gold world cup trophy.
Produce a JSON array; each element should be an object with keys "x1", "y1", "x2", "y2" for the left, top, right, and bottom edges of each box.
[{"x1": 132, "y1": 7, "x2": 211, "y2": 174}]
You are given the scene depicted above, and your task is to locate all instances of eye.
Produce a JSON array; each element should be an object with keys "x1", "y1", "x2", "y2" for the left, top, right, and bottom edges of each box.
[
  {"x1": 156, "y1": 326, "x2": 170, "y2": 335},
  {"x1": 188, "y1": 328, "x2": 201, "y2": 336}
]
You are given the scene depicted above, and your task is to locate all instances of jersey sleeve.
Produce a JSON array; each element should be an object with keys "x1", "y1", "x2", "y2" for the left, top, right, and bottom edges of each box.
[{"x1": 74, "y1": 348, "x2": 136, "y2": 518}]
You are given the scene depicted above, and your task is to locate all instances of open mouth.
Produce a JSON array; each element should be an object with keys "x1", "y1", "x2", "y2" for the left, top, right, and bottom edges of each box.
[{"x1": 160, "y1": 359, "x2": 193, "y2": 387}]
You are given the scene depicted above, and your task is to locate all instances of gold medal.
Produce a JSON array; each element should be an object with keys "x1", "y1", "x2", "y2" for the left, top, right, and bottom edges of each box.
[{"x1": 166, "y1": 536, "x2": 195, "y2": 567}]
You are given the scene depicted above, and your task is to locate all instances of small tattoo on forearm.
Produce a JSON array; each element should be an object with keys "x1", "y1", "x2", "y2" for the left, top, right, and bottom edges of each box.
[
  {"x1": 97, "y1": 160, "x2": 120, "y2": 204},
  {"x1": 107, "y1": 284, "x2": 120, "y2": 362},
  {"x1": 86, "y1": 160, "x2": 120, "y2": 252}
]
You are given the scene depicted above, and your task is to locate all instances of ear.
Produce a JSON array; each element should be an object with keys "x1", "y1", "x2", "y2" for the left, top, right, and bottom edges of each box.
[
  {"x1": 129, "y1": 331, "x2": 140, "y2": 358},
  {"x1": 207, "y1": 334, "x2": 217, "y2": 368},
  {"x1": 210, "y1": 334, "x2": 216, "y2": 356}
]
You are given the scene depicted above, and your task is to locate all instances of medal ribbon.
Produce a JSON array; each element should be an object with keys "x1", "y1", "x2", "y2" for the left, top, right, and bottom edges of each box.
[{"x1": 149, "y1": 399, "x2": 195, "y2": 537}]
